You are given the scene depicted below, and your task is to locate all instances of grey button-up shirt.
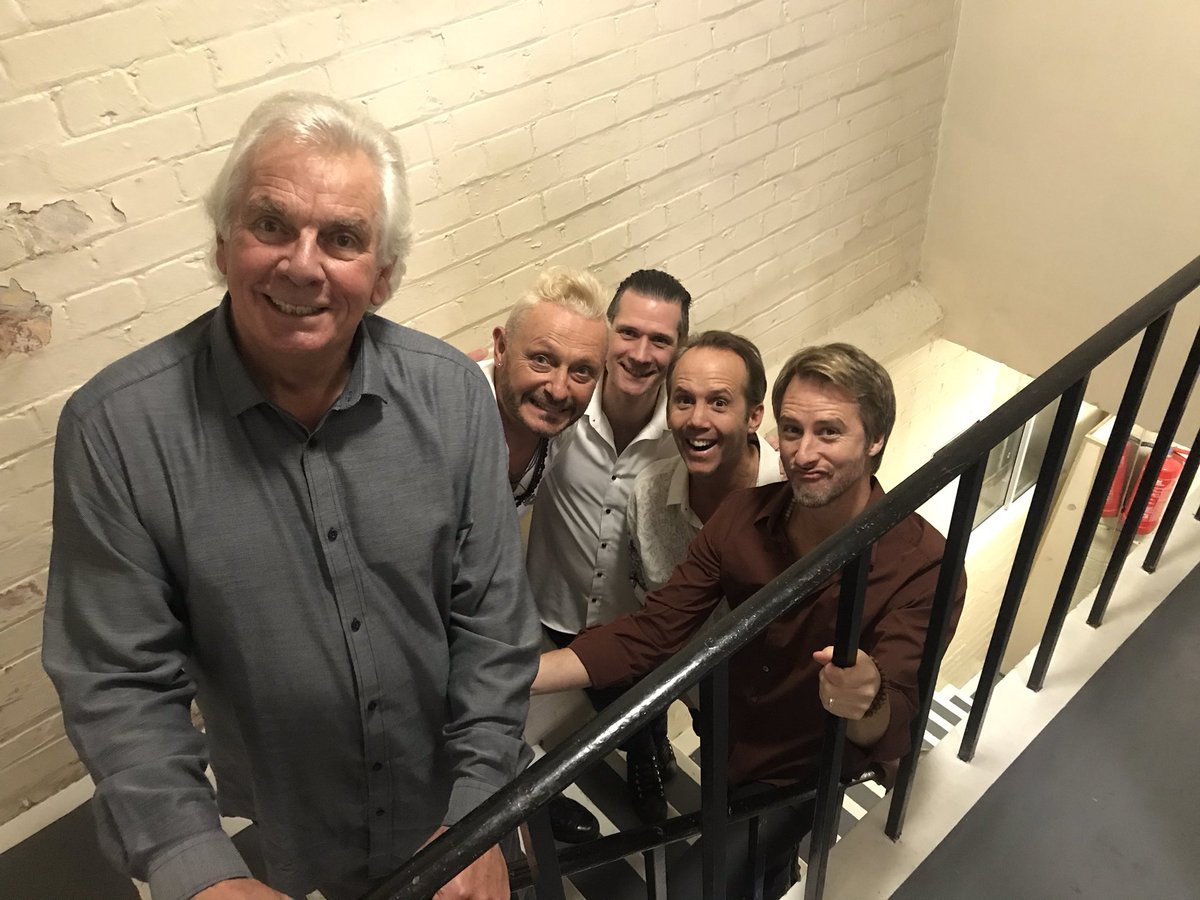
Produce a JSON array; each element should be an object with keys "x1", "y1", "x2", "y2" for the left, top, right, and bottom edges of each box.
[{"x1": 43, "y1": 298, "x2": 538, "y2": 900}]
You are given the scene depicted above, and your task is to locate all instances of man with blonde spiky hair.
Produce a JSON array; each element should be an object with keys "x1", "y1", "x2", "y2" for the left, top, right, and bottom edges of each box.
[
  {"x1": 481, "y1": 268, "x2": 610, "y2": 514},
  {"x1": 475, "y1": 267, "x2": 611, "y2": 844}
]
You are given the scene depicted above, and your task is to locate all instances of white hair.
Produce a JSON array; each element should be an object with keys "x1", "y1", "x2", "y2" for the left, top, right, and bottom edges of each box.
[{"x1": 205, "y1": 91, "x2": 413, "y2": 299}]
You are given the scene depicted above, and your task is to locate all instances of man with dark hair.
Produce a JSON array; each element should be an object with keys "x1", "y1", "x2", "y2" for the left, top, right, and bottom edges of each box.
[
  {"x1": 42, "y1": 92, "x2": 536, "y2": 900},
  {"x1": 526, "y1": 269, "x2": 691, "y2": 828},
  {"x1": 534, "y1": 342, "x2": 965, "y2": 899}
]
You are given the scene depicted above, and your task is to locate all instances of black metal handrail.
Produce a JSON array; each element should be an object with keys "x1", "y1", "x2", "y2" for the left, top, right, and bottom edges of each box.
[{"x1": 367, "y1": 252, "x2": 1200, "y2": 900}]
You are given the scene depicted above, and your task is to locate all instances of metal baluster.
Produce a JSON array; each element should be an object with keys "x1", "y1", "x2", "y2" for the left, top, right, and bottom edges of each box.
[
  {"x1": 521, "y1": 804, "x2": 567, "y2": 900},
  {"x1": 1145, "y1": 421, "x2": 1200, "y2": 573},
  {"x1": 805, "y1": 551, "x2": 871, "y2": 900},
  {"x1": 1091, "y1": 322, "x2": 1200, "y2": 623},
  {"x1": 959, "y1": 380, "x2": 1088, "y2": 761},
  {"x1": 886, "y1": 458, "x2": 985, "y2": 839},
  {"x1": 1028, "y1": 312, "x2": 1172, "y2": 690},
  {"x1": 747, "y1": 816, "x2": 766, "y2": 900},
  {"x1": 643, "y1": 845, "x2": 668, "y2": 900},
  {"x1": 700, "y1": 661, "x2": 731, "y2": 900}
]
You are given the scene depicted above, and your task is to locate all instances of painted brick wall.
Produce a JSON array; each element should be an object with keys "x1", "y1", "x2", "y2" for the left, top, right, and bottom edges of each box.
[{"x1": 0, "y1": 0, "x2": 958, "y2": 822}]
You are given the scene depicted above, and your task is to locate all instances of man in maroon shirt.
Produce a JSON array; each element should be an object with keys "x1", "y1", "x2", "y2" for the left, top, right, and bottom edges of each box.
[{"x1": 533, "y1": 343, "x2": 964, "y2": 899}]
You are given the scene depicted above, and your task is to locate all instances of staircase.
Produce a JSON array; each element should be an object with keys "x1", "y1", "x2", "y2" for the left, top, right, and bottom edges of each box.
[{"x1": 536, "y1": 680, "x2": 977, "y2": 898}]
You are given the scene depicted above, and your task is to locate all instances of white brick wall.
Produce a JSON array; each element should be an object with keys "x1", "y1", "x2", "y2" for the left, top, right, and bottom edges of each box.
[{"x1": 0, "y1": 0, "x2": 959, "y2": 823}]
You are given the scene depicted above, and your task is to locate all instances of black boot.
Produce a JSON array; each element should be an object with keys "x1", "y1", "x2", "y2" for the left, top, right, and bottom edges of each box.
[
  {"x1": 626, "y1": 744, "x2": 668, "y2": 824},
  {"x1": 549, "y1": 795, "x2": 599, "y2": 844},
  {"x1": 657, "y1": 731, "x2": 678, "y2": 783}
]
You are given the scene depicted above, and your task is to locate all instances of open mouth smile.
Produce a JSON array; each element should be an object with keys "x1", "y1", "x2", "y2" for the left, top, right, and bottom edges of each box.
[{"x1": 266, "y1": 294, "x2": 323, "y2": 317}]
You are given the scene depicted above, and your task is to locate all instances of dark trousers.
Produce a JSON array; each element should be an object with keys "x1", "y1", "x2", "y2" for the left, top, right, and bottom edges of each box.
[
  {"x1": 612, "y1": 786, "x2": 815, "y2": 900},
  {"x1": 544, "y1": 626, "x2": 668, "y2": 755}
]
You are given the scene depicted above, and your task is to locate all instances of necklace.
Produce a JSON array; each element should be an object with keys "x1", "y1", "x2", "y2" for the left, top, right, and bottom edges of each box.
[{"x1": 512, "y1": 438, "x2": 550, "y2": 508}]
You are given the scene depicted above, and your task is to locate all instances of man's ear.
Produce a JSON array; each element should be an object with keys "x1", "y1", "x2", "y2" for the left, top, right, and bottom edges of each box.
[
  {"x1": 867, "y1": 434, "x2": 886, "y2": 459},
  {"x1": 747, "y1": 403, "x2": 765, "y2": 433},
  {"x1": 370, "y1": 265, "x2": 394, "y2": 308},
  {"x1": 215, "y1": 234, "x2": 228, "y2": 277},
  {"x1": 492, "y1": 326, "x2": 507, "y2": 364}
]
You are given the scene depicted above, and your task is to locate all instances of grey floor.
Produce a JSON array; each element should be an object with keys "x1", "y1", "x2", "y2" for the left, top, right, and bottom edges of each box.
[{"x1": 891, "y1": 563, "x2": 1200, "y2": 900}]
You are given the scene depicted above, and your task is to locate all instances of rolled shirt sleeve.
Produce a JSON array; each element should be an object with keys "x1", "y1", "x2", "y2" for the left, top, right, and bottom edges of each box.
[{"x1": 572, "y1": 481, "x2": 965, "y2": 787}]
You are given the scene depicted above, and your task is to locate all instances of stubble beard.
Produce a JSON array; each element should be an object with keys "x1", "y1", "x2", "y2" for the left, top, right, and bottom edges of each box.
[
  {"x1": 790, "y1": 456, "x2": 870, "y2": 510},
  {"x1": 498, "y1": 374, "x2": 573, "y2": 439}
]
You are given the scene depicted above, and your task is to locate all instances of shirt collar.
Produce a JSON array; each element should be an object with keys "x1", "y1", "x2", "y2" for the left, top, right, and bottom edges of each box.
[
  {"x1": 334, "y1": 319, "x2": 381, "y2": 409},
  {"x1": 666, "y1": 455, "x2": 691, "y2": 509},
  {"x1": 210, "y1": 295, "x2": 267, "y2": 417},
  {"x1": 585, "y1": 373, "x2": 670, "y2": 450},
  {"x1": 757, "y1": 476, "x2": 886, "y2": 537},
  {"x1": 209, "y1": 294, "x2": 380, "y2": 418},
  {"x1": 477, "y1": 356, "x2": 498, "y2": 399},
  {"x1": 669, "y1": 434, "x2": 768, "y2": 512}
]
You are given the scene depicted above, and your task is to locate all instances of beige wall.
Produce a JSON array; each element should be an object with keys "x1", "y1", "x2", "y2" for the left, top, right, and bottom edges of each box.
[
  {"x1": 922, "y1": 0, "x2": 1200, "y2": 439},
  {"x1": 0, "y1": 1, "x2": 959, "y2": 822}
]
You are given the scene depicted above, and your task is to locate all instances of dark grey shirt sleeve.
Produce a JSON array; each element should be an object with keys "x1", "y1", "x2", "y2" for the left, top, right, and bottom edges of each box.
[
  {"x1": 42, "y1": 405, "x2": 250, "y2": 900},
  {"x1": 442, "y1": 368, "x2": 539, "y2": 824}
]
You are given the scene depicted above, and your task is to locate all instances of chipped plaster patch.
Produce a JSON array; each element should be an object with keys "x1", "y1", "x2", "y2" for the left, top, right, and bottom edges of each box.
[
  {"x1": 3, "y1": 200, "x2": 93, "y2": 258},
  {"x1": 0, "y1": 280, "x2": 52, "y2": 357}
]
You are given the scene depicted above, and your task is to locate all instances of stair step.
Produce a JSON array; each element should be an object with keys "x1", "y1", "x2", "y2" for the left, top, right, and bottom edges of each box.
[{"x1": 536, "y1": 685, "x2": 976, "y2": 892}]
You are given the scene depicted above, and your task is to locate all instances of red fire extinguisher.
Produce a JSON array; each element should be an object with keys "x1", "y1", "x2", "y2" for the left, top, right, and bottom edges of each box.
[
  {"x1": 1102, "y1": 438, "x2": 1138, "y2": 517},
  {"x1": 1121, "y1": 446, "x2": 1189, "y2": 535}
]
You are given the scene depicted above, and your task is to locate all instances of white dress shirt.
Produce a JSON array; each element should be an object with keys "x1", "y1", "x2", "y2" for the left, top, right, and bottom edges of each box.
[
  {"x1": 626, "y1": 436, "x2": 783, "y2": 598},
  {"x1": 527, "y1": 379, "x2": 675, "y2": 633}
]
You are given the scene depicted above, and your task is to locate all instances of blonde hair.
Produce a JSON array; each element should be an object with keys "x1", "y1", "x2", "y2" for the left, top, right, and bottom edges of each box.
[{"x1": 506, "y1": 268, "x2": 608, "y2": 337}]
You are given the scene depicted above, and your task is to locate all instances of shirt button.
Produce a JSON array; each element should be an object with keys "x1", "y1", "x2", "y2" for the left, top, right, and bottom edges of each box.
[
  {"x1": 327, "y1": 527, "x2": 339, "y2": 542},
  {"x1": 596, "y1": 571, "x2": 603, "y2": 578},
  {"x1": 611, "y1": 475, "x2": 617, "y2": 481},
  {"x1": 375, "y1": 808, "x2": 385, "y2": 817},
  {"x1": 351, "y1": 618, "x2": 362, "y2": 632},
  {"x1": 604, "y1": 508, "x2": 611, "y2": 515},
  {"x1": 372, "y1": 762, "x2": 383, "y2": 772},
  {"x1": 761, "y1": 665, "x2": 770, "y2": 673},
  {"x1": 591, "y1": 598, "x2": 599, "y2": 603},
  {"x1": 367, "y1": 699, "x2": 378, "y2": 712},
  {"x1": 601, "y1": 542, "x2": 608, "y2": 549}
]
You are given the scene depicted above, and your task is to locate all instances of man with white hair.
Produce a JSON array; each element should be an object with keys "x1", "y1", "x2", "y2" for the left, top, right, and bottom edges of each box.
[{"x1": 43, "y1": 93, "x2": 536, "y2": 900}]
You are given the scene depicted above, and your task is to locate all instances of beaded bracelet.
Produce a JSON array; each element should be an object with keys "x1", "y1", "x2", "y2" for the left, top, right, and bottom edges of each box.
[{"x1": 864, "y1": 656, "x2": 889, "y2": 718}]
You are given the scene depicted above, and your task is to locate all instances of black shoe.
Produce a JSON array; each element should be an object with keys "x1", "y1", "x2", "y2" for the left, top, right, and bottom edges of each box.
[
  {"x1": 626, "y1": 745, "x2": 668, "y2": 824},
  {"x1": 549, "y1": 795, "x2": 599, "y2": 844},
  {"x1": 656, "y1": 733, "x2": 678, "y2": 783}
]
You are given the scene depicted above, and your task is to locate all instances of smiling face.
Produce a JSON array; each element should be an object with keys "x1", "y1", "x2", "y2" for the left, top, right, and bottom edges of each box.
[
  {"x1": 777, "y1": 376, "x2": 884, "y2": 512},
  {"x1": 668, "y1": 346, "x2": 764, "y2": 479},
  {"x1": 215, "y1": 135, "x2": 392, "y2": 380},
  {"x1": 493, "y1": 303, "x2": 609, "y2": 438},
  {"x1": 605, "y1": 289, "x2": 682, "y2": 402}
]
